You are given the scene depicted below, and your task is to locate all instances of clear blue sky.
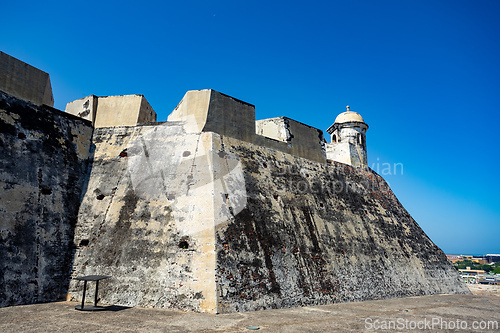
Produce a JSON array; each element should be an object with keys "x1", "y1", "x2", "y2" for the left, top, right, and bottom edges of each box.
[{"x1": 3, "y1": 0, "x2": 499, "y2": 255}]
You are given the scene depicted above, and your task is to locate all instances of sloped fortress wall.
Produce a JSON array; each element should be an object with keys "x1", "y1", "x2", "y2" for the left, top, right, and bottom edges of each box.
[
  {"x1": 0, "y1": 91, "x2": 93, "y2": 307},
  {"x1": 68, "y1": 113, "x2": 468, "y2": 313},
  {"x1": 69, "y1": 125, "x2": 222, "y2": 312},
  {"x1": 214, "y1": 135, "x2": 469, "y2": 312}
]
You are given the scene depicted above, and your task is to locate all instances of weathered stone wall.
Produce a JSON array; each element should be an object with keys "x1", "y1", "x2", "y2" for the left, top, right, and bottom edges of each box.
[
  {"x1": 64, "y1": 95, "x2": 98, "y2": 124},
  {"x1": 0, "y1": 52, "x2": 468, "y2": 313},
  {"x1": 0, "y1": 91, "x2": 93, "y2": 307},
  {"x1": 69, "y1": 124, "x2": 221, "y2": 312},
  {"x1": 213, "y1": 135, "x2": 469, "y2": 312},
  {"x1": 326, "y1": 141, "x2": 364, "y2": 166},
  {"x1": 68, "y1": 120, "x2": 468, "y2": 313}
]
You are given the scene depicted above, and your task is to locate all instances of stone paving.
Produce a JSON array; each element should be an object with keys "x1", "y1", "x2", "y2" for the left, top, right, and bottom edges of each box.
[{"x1": 0, "y1": 294, "x2": 499, "y2": 332}]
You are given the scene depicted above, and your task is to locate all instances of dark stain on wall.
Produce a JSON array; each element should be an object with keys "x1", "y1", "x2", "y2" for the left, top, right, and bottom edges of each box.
[
  {"x1": 0, "y1": 91, "x2": 93, "y2": 307},
  {"x1": 214, "y1": 141, "x2": 468, "y2": 313}
]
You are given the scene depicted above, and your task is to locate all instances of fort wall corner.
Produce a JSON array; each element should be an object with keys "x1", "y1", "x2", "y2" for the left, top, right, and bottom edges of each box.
[
  {"x1": 65, "y1": 94, "x2": 157, "y2": 128},
  {"x1": 0, "y1": 51, "x2": 54, "y2": 107}
]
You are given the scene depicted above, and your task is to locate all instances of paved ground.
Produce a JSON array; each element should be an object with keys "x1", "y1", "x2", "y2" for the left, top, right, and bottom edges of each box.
[
  {"x1": 467, "y1": 283, "x2": 500, "y2": 297},
  {"x1": 0, "y1": 294, "x2": 498, "y2": 332}
]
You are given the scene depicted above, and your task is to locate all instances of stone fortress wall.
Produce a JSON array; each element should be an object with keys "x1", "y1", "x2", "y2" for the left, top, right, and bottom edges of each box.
[
  {"x1": 0, "y1": 90, "x2": 92, "y2": 306},
  {"x1": 0, "y1": 52, "x2": 469, "y2": 312}
]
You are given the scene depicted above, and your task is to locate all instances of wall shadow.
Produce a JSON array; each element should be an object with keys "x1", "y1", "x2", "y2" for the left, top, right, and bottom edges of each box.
[{"x1": 0, "y1": 91, "x2": 96, "y2": 307}]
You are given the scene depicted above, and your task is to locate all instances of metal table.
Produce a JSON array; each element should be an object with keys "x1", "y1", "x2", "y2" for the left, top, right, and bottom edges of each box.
[{"x1": 74, "y1": 275, "x2": 111, "y2": 311}]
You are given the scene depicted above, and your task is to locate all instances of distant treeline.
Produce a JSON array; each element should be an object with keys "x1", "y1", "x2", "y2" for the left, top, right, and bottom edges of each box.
[{"x1": 453, "y1": 260, "x2": 500, "y2": 274}]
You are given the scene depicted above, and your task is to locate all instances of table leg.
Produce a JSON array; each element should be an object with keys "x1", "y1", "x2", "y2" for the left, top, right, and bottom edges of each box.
[
  {"x1": 94, "y1": 280, "x2": 99, "y2": 306},
  {"x1": 81, "y1": 280, "x2": 87, "y2": 310}
]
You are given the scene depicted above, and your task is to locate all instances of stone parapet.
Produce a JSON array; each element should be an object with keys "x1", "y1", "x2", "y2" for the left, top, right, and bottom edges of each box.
[
  {"x1": 0, "y1": 52, "x2": 54, "y2": 107},
  {"x1": 65, "y1": 94, "x2": 156, "y2": 128}
]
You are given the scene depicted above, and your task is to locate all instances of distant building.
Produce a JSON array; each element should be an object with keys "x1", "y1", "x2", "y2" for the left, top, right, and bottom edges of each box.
[
  {"x1": 446, "y1": 255, "x2": 488, "y2": 265},
  {"x1": 472, "y1": 258, "x2": 488, "y2": 265},
  {"x1": 478, "y1": 277, "x2": 500, "y2": 285},
  {"x1": 446, "y1": 255, "x2": 463, "y2": 263},
  {"x1": 486, "y1": 254, "x2": 500, "y2": 263},
  {"x1": 459, "y1": 268, "x2": 485, "y2": 284},
  {"x1": 459, "y1": 268, "x2": 485, "y2": 276}
]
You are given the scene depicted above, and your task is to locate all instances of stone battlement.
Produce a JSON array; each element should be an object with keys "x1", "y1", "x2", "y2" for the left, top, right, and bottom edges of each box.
[
  {"x1": 65, "y1": 89, "x2": 327, "y2": 163},
  {"x1": 0, "y1": 49, "x2": 359, "y2": 166},
  {"x1": 168, "y1": 89, "x2": 327, "y2": 163},
  {"x1": 65, "y1": 89, "x2": 365, "y2": 166}
]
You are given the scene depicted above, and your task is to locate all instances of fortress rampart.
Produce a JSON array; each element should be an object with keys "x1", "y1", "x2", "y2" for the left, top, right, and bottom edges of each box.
[
  {"x1": 65, "y1": 89, "x2": 365, "y2": 166},
  {"x1": 0, "y1": 53, "x2": 469, "y2": 312}
]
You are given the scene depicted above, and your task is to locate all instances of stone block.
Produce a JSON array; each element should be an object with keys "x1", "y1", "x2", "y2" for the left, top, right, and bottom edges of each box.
[
  {"x1": 65, "y1": 94, "x2": 156, "y2": 128},
  {"x1": 256, "y1": 117, "x2": 326, "y2": 163},
  {"x1": 65, "y1": 95, "x2": 98, "y2": 123},
  {"x1": 168, "y1": 89, "x2": 256, "y2": 142},
  {"x1": 0, "y1": 52, "x2": 54, "y2": 107}
]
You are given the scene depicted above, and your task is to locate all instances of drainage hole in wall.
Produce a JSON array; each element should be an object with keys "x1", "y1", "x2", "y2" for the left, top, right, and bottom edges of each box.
[
  {"x1": 119, "y1": 149, "x2": 128, "y2": 157},
  {"x1": 262, "y1": 162, "x2": 268, "y2": 168},
  {"x1": 319, "y1": 202, "x2": 324, "y2": 208},
  {"x1": 179, "y1": 241, "x2": 189, "y2": 249},
  {"x1": 79, "y1": 239, "x2": 89, "y2": 247},
  {"x1": 40, "y1": 186, "x2": 52, "y2": 195},
  {"x1": 183, "y1": 151, "x2": 191, "y2": 157},
  {"x1": 96, "y1": 194, "x2": 105, "y2": 200}
]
